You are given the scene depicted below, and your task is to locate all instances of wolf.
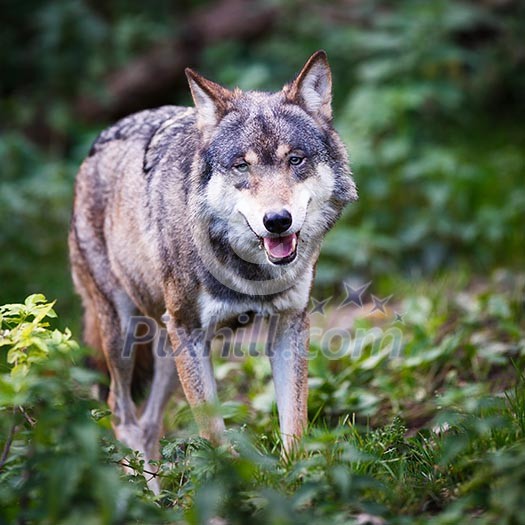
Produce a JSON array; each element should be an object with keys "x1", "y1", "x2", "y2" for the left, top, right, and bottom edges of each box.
[{"x1": 69, "y1": 50, "x2": 357, "y2": 490}]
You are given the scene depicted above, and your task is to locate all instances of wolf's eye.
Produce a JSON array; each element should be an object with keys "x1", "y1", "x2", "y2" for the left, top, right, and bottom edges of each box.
[
  {"x1": 234, "y1": 162, "x2": 249, "y2": 173},
  {"x1": 289, "y1": 155, "x2": 305, "y2": 166}
]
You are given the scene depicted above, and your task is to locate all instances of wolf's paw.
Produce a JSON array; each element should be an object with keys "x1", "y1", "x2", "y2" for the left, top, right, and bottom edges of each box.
[
  {"x1": 115, "y1": 423, "x2": 147, "y2": 454},
  {"x1": 138, "y1": 418, "x2": 162, "y2": 459},
  {"x1": 115, "y1": 423, "x2": 161, "y2": 494}
]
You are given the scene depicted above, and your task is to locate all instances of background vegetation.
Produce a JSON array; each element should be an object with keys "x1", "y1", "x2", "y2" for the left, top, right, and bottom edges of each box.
[{"x1": 1, "y1": 0, "x2": 524, "y2": 523}]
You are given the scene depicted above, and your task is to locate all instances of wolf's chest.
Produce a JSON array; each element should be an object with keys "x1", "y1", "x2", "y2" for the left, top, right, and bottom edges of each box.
[{"x1": 197, "y1": 272, "x2": 312, "y2": 328}]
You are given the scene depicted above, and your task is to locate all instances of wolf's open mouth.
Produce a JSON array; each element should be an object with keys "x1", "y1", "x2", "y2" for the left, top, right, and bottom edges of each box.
[{"x1": 263, "y1": 233, "x2": 298, "y2": 265}]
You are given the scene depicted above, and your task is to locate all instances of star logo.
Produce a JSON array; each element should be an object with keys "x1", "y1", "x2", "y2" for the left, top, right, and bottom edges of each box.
[
  {"x1": 310, "y1": 297, "x2": 331, "y2": 315},
  {"x1": 339, "y1": 281, "x2": 371, "y2": 309},
  {"x1": 370, "y1": 294, "x2": 393, "y2": 314},
  {"x1": 393, "y1": 310, "x2": 405, "y2": 324}
]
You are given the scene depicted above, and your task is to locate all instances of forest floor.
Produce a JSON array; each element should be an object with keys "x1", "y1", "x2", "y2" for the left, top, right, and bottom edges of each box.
[{"x1": 1, "y1": 270, "x2": 524, "y2": 524}]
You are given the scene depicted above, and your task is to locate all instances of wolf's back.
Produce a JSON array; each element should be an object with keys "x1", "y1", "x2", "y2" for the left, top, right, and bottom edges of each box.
[
  {"x1": 86, "y1": 106, "x2": 194, "y2": 185},
  {"x1": 73, "y1": 104, "x2": 196, "y2": 242}
]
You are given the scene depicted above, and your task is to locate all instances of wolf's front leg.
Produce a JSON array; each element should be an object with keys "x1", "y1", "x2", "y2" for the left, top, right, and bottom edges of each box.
[
  {"x1": 167, "y1": 321, "x2": 225, "y2": 444},
  {"x1": 268, "y1": 310, "x2": 310, "y2": 454}
]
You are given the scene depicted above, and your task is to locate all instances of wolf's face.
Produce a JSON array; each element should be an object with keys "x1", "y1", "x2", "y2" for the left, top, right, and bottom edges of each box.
[{"x1": 187, "y1": 52, "x2": 357, "y2": 284}]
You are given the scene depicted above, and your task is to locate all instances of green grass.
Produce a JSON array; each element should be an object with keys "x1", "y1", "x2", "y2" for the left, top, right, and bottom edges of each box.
[
  {"x1": 1, "y1": 271, "x2": 524, "y2": 524},
  {"x1": 152, "y1": 271, "x2": 524, "y2": 524}
]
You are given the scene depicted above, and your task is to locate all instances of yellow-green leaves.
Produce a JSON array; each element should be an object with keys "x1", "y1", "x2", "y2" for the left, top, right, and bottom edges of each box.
[{"x1": 0, "y1": 294, "x2": 78, "y2": 380}]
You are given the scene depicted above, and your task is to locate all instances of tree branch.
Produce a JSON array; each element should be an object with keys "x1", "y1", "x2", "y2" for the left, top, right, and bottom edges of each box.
[
  {"x1": 76, "y1": 0, "x2": 277, "y2": 122},
  {"x1": 0, "y1": 411, "x2": 17, "y2": 471}
]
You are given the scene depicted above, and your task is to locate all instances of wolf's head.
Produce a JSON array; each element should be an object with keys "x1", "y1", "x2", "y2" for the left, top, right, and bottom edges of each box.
[{"x1": 187, "y1": 51, "x2": 357, "y2": 294}]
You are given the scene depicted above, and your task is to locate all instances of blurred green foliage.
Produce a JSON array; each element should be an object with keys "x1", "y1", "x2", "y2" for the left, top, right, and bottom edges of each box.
[{"x1": 1, "y1": 0, "x2": 524, "y2": 325}]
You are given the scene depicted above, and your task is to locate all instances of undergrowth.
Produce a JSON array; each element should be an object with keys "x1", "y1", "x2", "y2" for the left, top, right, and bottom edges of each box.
[{"x1": 0, "y1": 272, "x2": 524, "y2": 524}]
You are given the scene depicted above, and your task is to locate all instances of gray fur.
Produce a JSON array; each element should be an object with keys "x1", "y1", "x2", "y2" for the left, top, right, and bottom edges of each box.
[{"x1": 69, "y1": 51, "x2": 357, "y2": 491}]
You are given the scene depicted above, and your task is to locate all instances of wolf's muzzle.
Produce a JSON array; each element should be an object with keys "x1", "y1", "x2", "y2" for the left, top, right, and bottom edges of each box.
[{"x1": 261, "y1": 209, "x2": 298, "y2": 265}]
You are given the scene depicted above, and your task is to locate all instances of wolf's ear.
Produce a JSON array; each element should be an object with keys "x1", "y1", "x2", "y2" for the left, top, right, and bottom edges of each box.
[
  {"x1": 185, "y1": 68, "x2": 233, "y2": 132},
  {"x1": 285, "y1": 50, "x2": 332, "y2": 121}
]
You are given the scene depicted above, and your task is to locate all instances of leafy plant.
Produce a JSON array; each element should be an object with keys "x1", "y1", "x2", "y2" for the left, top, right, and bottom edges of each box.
[{"x1": 0, "y1": 295, "x2": 167, "y2": 524}]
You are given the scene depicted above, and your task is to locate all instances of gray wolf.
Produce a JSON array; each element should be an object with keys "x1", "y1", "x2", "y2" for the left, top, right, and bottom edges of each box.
[{"x1": 69, "y1": 50, "x2": 357, "y2": 491}]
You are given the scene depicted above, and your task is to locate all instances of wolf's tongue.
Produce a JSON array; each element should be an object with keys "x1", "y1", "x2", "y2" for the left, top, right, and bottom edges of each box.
[{"x1": 263, "y1": 233, "x2": 297, "y2": 259}]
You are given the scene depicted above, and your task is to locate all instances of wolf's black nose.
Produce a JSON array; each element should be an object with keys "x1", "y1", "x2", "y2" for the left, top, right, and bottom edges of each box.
[{"x1": 263, "y1": 209, "x2": 293, "y2": 234}]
